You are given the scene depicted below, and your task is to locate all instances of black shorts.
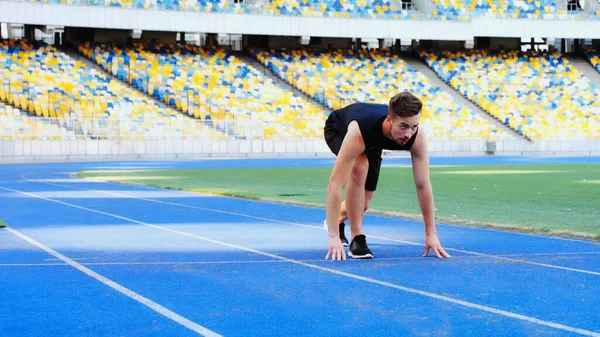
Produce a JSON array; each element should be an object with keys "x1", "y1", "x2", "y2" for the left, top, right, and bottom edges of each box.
[{"x1": 323, "y1": 120, "x2": 382, "y2": 192}]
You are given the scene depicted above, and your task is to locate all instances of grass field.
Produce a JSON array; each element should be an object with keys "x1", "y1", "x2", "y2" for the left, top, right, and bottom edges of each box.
[{"x1": 77, "y1": 164, "x2": 600, "y2": 240}]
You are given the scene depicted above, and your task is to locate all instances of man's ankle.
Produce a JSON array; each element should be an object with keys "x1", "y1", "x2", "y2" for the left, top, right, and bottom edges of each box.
[{"x1": 350, "y1": 232, "x2": 364, "y2": 240}]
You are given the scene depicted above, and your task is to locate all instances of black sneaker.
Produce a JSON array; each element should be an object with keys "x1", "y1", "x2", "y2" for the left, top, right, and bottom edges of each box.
[
  {"x1": 323, "y1": 219, "x2": 349, "y2": 247},
  {"x1": 348, "y1": 234, "x2": 373, "y2": 259}
]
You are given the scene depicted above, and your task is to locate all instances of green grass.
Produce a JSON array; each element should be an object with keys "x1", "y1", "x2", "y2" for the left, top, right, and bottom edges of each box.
[
  {"x1": 0, "y1": 219, "x2": 6, "y2": 228},
  {"x1": 77, "y1": 164, "x2": 600, "y2": 240}
]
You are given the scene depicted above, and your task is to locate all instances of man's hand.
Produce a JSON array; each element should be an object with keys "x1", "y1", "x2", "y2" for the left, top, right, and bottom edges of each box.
[
  {"x1": 325, "y1": 237, "x2": 346, "y2": 261},
  {"x1": 423, "y1": 233, "x2": 451, "y2": 258}
]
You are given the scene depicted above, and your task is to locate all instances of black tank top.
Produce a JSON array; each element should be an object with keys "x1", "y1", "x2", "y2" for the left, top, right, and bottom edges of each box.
[{"x1": 327, "y1": 103, "x2": 418, "y2": 151}]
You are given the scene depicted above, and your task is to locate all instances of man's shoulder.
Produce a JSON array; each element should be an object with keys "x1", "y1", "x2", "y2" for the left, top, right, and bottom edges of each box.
[
  {"x1": 335, "y1": 102, "x2": 388, "y2": 117},
  {"x1": 409, "y1": 128, "x2": 428, "y2": 154},
  {"x1": 348, "y1": 102, "x2": 388, "y2": 109}
]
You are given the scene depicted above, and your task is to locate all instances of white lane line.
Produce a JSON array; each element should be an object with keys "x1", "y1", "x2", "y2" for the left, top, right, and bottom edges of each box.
[
  {"x1": 39, "y1": 172, "x2": 600, "y2": 245},
  {"x1": 37, "y1": 183, "x2": 600, "y2": 277},
  {"x1": 493, "y1": 252, "x2": 600, "y2": 257},
  {"x1": 377, "y1": 237, "x2": 600, "y2": 277},
  {"x1": 0, "y1": 256, "x2": 485, "y2": 267},
  {"x1": 4, "y1": 252, "x2": 600, "y2": 268},
  {"x1": 2, "y1": 226, "x2": 221, "y2": 337},
  {"x1": 95, "y1": 176, "x2": 600, "y2": 245},
  {"x1": 1, "y1": 186, "x2": 599, "y2": 337},
  {"x1": 46, "y1": 258, "x2": 87, "y2": 261},
  {"x1": 45, "y1": 174, "x2": 600, "y2": 246},
  {"x1": 0, "y1": 262, "x2": 68, "y2": 266},
  {"x1": 0, "y1": 261, "x2": 284, "y2": 267}
]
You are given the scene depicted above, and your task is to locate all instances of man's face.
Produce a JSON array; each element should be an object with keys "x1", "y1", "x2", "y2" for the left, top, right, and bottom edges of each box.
[{"x1": 388, "y1": 113, "x2": 421, "y2": 145}]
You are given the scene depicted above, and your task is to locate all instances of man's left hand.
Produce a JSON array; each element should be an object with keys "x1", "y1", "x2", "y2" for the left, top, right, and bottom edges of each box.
[{"x1": 423, "y1": 234, "x2": 451, "y2": 258}]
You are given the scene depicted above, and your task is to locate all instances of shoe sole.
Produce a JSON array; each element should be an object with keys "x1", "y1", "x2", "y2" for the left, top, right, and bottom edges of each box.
[{"x1": 348, "y1": 251, "x2": 373, "y2": 259}]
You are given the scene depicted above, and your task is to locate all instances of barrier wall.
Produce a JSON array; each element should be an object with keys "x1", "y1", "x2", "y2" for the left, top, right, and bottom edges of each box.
[{"x1": 2, "y1": 139, "x2": 599, "y2": 161}]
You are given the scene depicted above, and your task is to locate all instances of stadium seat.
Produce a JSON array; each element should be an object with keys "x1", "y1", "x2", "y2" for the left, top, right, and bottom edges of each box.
[
  {"x1": 0, "y1": 39, "x2": 225, "y2": 141},
  {"x1": 428, "y1": 0, "x2": 559, "y2": 20},
  {"x1": 253, "y1": 48, "x2": 514, "y2": 140},
  {"x1": 61, "y1": 0, "x2": 247, "y2": 13},
  {"x1": 420, "y1": 49, "x2": 600, "y2": 140},
  {"x1": 262, "y1": 0, "x2": 416, "y2": 19},
  {"x1": 0, "y1": 100, "x2": 78, "y2": 140},
  {"x1": 19, "y1": 0, "x2": 418, "y2": 18},
  {"x1": 77, "y1": 42, "x2": 327, "y2": 140},
  {"x1": 585, "y1": 49, "x2": 600, "y2": 73}
]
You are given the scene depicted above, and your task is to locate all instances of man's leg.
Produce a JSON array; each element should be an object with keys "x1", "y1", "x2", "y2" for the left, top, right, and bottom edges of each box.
[
  {"x1": 346, "y1": 150, "x2": 381, "y2": 259},
  {"x1": 338, "y1": 149, "x2": 380, "y2": 226},
  {"x1": 346, "y1": 153, "x2": 369, "y2": 240},
  {"x1": 338, "y1": 191, "x2": 374, "y2": 225},
  {"x1": 344, "y1": 153, "x2": 375, "y2": 259}
]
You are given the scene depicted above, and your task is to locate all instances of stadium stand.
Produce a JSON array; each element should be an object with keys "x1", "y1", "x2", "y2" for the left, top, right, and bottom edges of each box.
[
  {"x1": 429, "y1": 0, "x2": 483, "y2": 21},
  {"x1": 428, "y1": 0, "x2": 574, "y2": 20},
  {"x1": 16, "y1": 0, "x2": 592, "y2": 20},
  {"x1": 16, "y1": 0, "x2": 416, "y2": 18},
  {"x1": 585, "y1": 49, "x2": 600, "y2": 72},
  {"x1": 253, "y1": 48, "x2": 515, "y2": 140},
  {"x1": 0, "y1": 100, "x2": 77, "y2": 140},
  {"x1": 261, "y1": 0, "x2": 416, "y2": 19},
  {"x1": 18, "y1": 0, "x2": 248, "y2": 14},
  {"x1": 420, "y1": 49, "x2": 600, "y2": 141},
  {"x1": 0, "y1": 39, "x2": 225, "y2": 140},
  {"x1": 77, "y1": 42, "x2": 327, "y2": 140}
]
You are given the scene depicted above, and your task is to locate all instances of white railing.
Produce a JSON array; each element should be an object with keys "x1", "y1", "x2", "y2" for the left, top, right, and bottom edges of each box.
[
  {"x1": 0, "y1": 116, "x2": 271, "y2": 141},
  {"x1": 1, "y1": 117, "x2": 600, "y2": 159},
  {"x1": 1, "y1": 138, "x2": 600, "y2": 160}
]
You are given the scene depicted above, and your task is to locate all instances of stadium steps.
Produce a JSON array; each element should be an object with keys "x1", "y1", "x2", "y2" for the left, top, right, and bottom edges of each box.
[
  {"x1": 568, "y1": 54, "x2": 600, "y2": 88},
  {"x1": 59, "y1": 44, "x2": 236, "y2": 138},
  {"x1": 233, "y1": 50, "x2": 332, "y2": 114},
  {"x1": 401, "y1": 52, "x2": 526, "y2": 141}
]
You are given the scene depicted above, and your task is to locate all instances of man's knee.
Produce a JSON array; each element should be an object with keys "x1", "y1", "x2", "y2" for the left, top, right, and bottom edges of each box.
[{"x1": 351, "y1": 155, "x2": 369, "y2": 184}]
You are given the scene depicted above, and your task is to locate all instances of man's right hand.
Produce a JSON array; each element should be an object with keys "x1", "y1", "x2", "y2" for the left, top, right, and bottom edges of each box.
[{"x1": 325, "y1": 237, "x2": 346, "y2": 261}]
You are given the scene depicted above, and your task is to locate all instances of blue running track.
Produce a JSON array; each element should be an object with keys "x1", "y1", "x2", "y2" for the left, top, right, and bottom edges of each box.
[{"x1": 1, "y1": 156, "x2": 600, "y2": 337}]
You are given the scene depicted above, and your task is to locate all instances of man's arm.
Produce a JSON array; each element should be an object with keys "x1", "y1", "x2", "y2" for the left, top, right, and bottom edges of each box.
[
  {"x1": 410, "y1": 131, "x2": 451, "y2": 258},
  {"x1": 325, "y1": 121, "x2": 365, "y2": 261}
]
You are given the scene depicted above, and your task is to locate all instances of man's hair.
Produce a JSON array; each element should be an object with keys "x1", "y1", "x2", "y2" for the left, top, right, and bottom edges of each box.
[{"x1": 388, "y1": 92, "x2": 423, "y2": 117}]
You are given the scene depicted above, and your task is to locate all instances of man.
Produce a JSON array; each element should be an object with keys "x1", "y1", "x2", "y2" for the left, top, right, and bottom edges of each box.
[{"x1": 323, "y1": 91, "x2": 450, "y2": 261}]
